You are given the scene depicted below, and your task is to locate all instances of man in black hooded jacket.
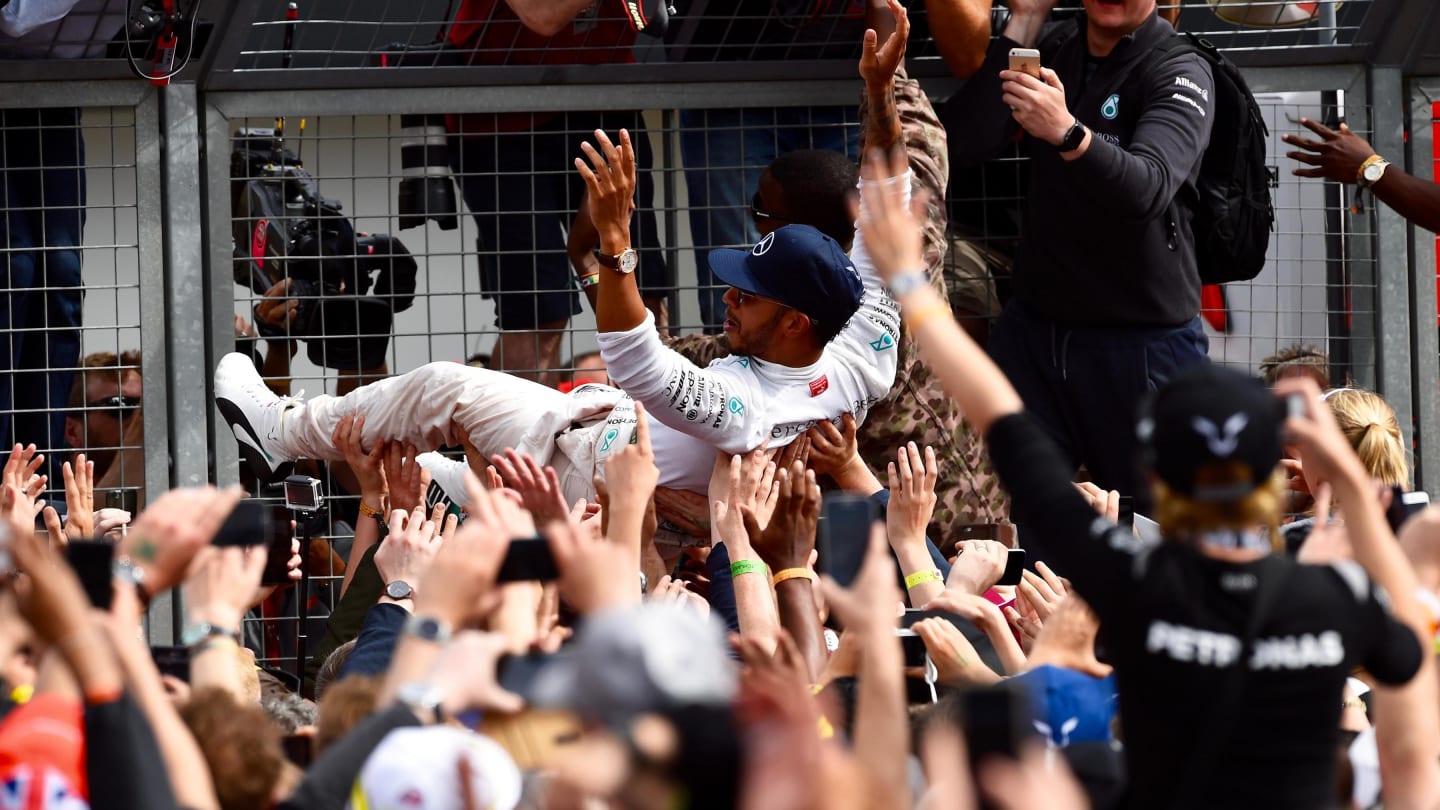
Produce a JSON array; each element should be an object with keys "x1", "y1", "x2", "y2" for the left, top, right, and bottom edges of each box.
[{"x1": 944, "y1": 0, "x2": 1213, "y2": 510}]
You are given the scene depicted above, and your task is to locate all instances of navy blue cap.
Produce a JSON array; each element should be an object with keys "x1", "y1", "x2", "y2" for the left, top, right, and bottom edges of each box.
[{"x1": 708, "y1": 225, "x2": 864, "y2": 331}]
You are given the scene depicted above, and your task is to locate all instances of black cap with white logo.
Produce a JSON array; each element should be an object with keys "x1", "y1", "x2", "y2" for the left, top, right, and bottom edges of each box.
[{"x1": 1136, "y1": 365, "x2": 1284, "y2": 503}]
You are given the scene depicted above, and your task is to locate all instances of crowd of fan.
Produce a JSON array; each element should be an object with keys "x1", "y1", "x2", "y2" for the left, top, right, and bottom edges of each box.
[{"x1": 8, "y1": 1, "x2": 1440, "y2": 810}]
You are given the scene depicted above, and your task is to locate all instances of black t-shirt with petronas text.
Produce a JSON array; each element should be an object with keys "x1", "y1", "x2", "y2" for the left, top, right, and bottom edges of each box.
[{"x1": 985, "y1": 412, "x2": 1423, "y2": 810}]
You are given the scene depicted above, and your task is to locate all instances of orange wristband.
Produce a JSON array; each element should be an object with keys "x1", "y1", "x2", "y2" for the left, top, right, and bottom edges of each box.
[
  {"x1": 83, "y1": 686, "x2": 123, "y2": 707},
  {"x1": 771, "y1": 568, "x2": 816, "y2": 586}
]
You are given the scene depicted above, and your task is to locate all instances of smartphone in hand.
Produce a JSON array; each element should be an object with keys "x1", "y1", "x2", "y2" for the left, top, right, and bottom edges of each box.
[
  {"x1": 817, "y1": 494, "x2": 880, "y2": 589},
  {"x1": 1008, "y1": 48, "x2": 1042, "y2": 79}
]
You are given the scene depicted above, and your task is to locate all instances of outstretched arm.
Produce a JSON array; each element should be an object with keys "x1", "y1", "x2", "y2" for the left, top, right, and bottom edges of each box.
[{"x1": 1284, "y1": 118, "x2": 1440, "y2": 234}]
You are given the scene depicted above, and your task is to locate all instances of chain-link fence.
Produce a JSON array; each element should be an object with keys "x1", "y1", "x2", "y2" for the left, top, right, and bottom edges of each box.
[{"x1": 2, "y1": 0, "x2": 1430, "y2": 664}]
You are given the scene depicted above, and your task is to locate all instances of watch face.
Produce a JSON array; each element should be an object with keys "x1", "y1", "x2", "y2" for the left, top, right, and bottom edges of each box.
[
  {"x1": 1365, "y1": 163, "x2": 1384, "y2": 182},
  {"x1": 619, "y1": 249, "x2": 638, "y2": 274},
  {"x1": 386, "y1": 581, "x2": 413, "y2": 600}
]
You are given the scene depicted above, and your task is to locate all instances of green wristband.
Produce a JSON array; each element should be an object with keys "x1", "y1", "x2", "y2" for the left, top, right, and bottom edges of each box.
[{"x1": 730, "y1": 559, "x2": 766, "y2": 578}]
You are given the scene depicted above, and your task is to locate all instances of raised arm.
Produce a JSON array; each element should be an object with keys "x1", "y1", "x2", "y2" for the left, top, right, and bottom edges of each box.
[
  {"x1": 578, "y1": 129, "x2": 649, "y2": 335},
  {"x1": 855, "y1": 150, "x2": 1137, "y2": 613},
  {"x1": 925, "y1": 0, "x2": 994, "y2": 79},
  {"x1": 860, "y1": 0, "x2": 911, "y2": 155}
]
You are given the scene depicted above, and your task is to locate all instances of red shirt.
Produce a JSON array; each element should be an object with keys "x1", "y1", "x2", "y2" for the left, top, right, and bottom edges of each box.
[
  {"x1": 447, "y1": 1, "x2": 637, "y2": 134},
  {"x1": 447, "y1": 0, "x2": 636, "y2": 67}
]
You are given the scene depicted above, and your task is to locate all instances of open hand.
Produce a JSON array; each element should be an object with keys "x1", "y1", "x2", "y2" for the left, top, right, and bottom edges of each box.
[
  {"x1": 858, "y1": 0, "x2": 909, "y2": 90},
  {"x1": 575, "y1": 129, "x2": 637, "y2": 251},
  {"x1": 1283, "y1": 118, "x2": 1376, "y2": 183},
  {"x1": 491, "y1": 448, "x2": 570, "y2": 526},
  {"x1": 61, "y1": 456, "x2": 95, "y2": 540},
  {"x1": 742, "y1": 461, "x2": 821, "y2": 573}
]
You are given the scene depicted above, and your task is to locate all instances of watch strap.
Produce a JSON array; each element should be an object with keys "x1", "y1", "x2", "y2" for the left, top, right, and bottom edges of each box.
[
  {"x1": 182, "y1": 622, "x2": 239, "y2": 648},
  {"x1": 594, "y1": 249, "x2": 623, "y2": 269},
  {"x1": 1057, "y1": 120, "x2": 1086, "y2": 152}
]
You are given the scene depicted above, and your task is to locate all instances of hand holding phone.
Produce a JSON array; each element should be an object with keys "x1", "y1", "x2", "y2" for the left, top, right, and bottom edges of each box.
[{"x1": 1008, "y1": 48, "x2": 1042, "y2": 79}]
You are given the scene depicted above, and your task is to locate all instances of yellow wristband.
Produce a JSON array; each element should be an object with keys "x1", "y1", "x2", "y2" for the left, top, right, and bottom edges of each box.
[
  {"x1": 730, "y1": 559, "x2": 766, "y2": 578},
  {"x1": 904, "y1": 303, "x2": 951, "y2": 329},
  {"x1": 577, "y1": 273, "x2": 601, "y2": 289},
  {"x1": 771, "y1": 567, "x2": 816, "y2": 586},
  {"x1": 358, "y1": 499, "x2": 383, "y2": 519},
  {"x1": 904, "y1": 568, "x2": 944, "y2": 589}
]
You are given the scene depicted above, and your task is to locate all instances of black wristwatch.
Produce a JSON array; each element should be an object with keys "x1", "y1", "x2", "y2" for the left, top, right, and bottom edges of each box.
[{"x1": 1057, "y1": 120, "x2": 1086, "y2": 152}]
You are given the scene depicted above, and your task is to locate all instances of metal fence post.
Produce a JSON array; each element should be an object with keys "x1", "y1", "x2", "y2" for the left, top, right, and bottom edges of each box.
[
  {"x1": 1408, "y1": 77, "x2": 1440, "y2": 493},
  {"x1": 160, "y1": 82, "x2": 210, "y2": 641},
  {"x1": 1370, "y1": 66, "x2": 1414, "y2": 454}
]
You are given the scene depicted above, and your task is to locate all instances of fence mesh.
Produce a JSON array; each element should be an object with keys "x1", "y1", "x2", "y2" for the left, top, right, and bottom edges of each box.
[{"x1": 0, "y1": 105, "x2": 148, "y2": 517}]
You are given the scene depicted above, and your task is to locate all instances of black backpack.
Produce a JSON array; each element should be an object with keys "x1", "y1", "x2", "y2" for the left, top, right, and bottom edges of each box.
[{"x1": 1133, "y1": 33, "x2": 1275, "y2": 285}]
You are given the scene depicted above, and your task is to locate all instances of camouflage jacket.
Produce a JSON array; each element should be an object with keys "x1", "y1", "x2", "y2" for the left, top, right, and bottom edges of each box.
[{"x1": 664, "y1": 72, "x2": 1009, "y2": 548}]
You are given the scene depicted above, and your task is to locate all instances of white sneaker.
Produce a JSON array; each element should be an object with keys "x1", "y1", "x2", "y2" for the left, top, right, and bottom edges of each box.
[
  {"x1": 215, "y1": 352, "x2": 298, "y2": 483},
  {"x1": 417, "y1": 452, "x2": 470, "y2": 511}
]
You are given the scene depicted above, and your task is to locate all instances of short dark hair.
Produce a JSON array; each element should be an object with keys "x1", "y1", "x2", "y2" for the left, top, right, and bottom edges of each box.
[{"x1": 769, "y1": 150, "x2": 859, "y2": 250}]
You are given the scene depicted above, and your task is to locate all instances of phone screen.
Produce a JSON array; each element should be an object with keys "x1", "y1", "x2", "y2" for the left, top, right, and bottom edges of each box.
[
  {"x1": 496, "y1": 537, "x2": 560, "y2": 583},
  {"x1": 817, "y1": 494, "x2": 879, "y2": 589},
  {"x1": 66, "y1": 540, "x2": 115, "y2": 610}
]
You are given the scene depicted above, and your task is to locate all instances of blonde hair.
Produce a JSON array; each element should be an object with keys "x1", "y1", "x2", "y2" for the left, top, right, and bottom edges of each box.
[
  {"x1": 1153, "y1": 469, "x2": 1287, "y2": 553},
  {"x1": 1326, "y1": 389, "x2": 1409, "y2": 487}
]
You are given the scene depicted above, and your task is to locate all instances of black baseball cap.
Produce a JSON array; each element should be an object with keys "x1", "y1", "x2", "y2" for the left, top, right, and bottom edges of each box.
[
  {"x1": 708, "y1": 224, "x2": 864, "y2": 332},
  {"x1": 1136, "y1": 365, "x2": 1284, "y2": 503}
]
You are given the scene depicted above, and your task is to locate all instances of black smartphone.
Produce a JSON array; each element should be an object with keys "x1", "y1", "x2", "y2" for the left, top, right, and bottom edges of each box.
[
  {"x1": 817, "y1": 494, "x2": 880, "y2": 588},
  {"x1": 1387, "y1": 487, "x2": 1429, "y2": 534},
  {"x1": 214, "y1": 500, "x2": 293, "y2": 585},
  {"x1": 961, "y1": 681, "x2": 1031, "y2": 764},
  {"x1": 496, "y1": 537, "x2": 560, "y2": 583},
  {"x1": 66, "y1": 539, "x2": 115, "y2": 610},
  {"x1": 896, "y1": 628, "x2": 928, "y2": 668},
  {"x1": 151, "y1": 645, "x2": 191, "y2": 682},
  {"x1": 1116, "y1": 495, "x2": 1135, "y2": 531},
  {"x1": 938, "y1": 523, "x2": 1000, "y2": 560},
  {"x1": 214, "y1": 500, "x2": 271, "y2": 547},
  {"x1": 997, "y1": 548, "x2": 1026, "y2": 587}
]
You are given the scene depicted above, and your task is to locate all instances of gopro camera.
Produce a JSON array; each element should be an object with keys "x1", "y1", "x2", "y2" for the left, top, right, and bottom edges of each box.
[{"x1": 283, "y1": 474, "x2": 323, "y2": 513}]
